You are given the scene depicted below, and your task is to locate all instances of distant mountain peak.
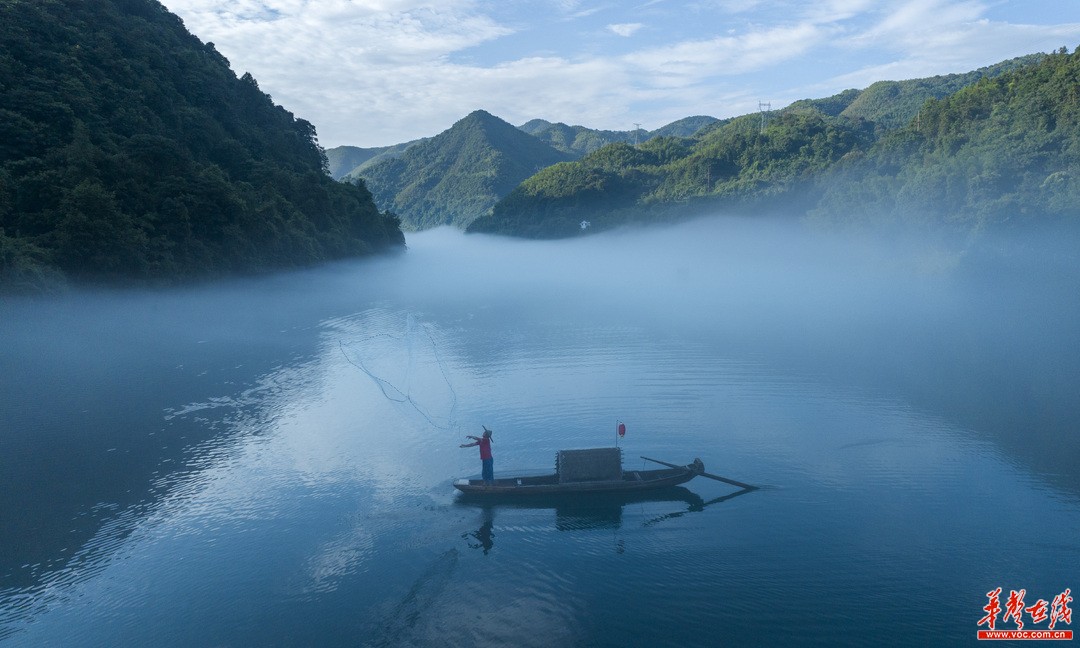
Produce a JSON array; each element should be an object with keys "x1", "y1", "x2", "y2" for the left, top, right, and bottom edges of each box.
[
  {"x1": 518, "y1": 118, "x2": 554, "y2": 134},
  {"x1": 464, "y1": 108, "x2": 497, "y2": 120},
  {"x1": 452, "y1": 109, "x2": 527, "y2": 139},
  {"x1": 356, "y1": 109, "x2": 572, "y2": 230}
]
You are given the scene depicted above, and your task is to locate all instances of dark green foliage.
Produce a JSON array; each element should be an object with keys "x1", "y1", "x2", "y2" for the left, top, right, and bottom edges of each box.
[
  {"x1": 471, "y1": 49, "x2": 1077, "y2": 240},
  {"x1": 840, "y1": 54, "x2": 1044, "y2": 129},
  {"x1": 813, "y1": 47, "x2": 1080, "y2": 232},
  {"x1": 357, "y1": 110, "x2": 572, "y2": 230},
  {"x1": 518, "y1": 120, "x2": 634, "y2": 157},
  {"x1": 340, "y1": 114, "x2": 724, "y2": 235},
  {"x1": 469, "y1": 111, "x2": 876, "y2": 237},
  {"x1": 477, "y1": 159, "x2": 644, "y2": 238},
  {"x1": 0, "y1": 0, "x2": 403, "y2": 290},
  {"x1": 664, "y1": 112, "x2": 876, "y2": 198},
  {"x1": 783, "y1": 55, "x2": 1042, "y2": 131},
  {"x1": 518, "y1": 120, "x2": 606, "y2": 157}
]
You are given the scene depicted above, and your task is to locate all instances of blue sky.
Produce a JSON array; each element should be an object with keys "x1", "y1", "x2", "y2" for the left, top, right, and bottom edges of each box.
[{"x1": 161, "y1": 0, "x2": 1080, "y2": 148}]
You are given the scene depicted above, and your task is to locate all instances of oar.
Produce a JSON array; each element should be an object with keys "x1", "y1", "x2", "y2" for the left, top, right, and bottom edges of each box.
[
  {"x1": 642, "y1": 487, "x2": 756, "y2": 527},
  {"x1": 641, "y1": 456, "x2": 757, "y2": 491}
]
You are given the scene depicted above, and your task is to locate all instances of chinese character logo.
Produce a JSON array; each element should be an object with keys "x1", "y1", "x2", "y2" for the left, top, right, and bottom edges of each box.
[
  {"x1": 980, "y1": 587, "x2": 1003, "y2": 631},
  {"x1": 1003, "y1": 589, "x2": 1027, "y2": 630},
  {"x1": 978, "y1": 586, "x2": 1073, "y2": 641},
  {"x1": 1049, "y1": 589, "x2": 1073, "y2": 631}
]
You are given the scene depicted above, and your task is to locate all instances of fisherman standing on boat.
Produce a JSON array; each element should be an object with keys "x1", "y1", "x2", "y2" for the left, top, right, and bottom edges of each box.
[{"x1": 461, "y1": 426, "x2": 494, "y2": 487}]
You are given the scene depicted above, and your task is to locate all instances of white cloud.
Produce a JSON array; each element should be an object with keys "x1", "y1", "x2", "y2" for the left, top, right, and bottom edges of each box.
[
  {"x1": 696, "y1": 0, "x2": 765, "y2": 14},
  {"x1": 161, "y1": 0, "x2": 1080, "y2": 147},
  {"x1": 371, "y1": 55, "x2": 638, "y2": 137},
  {"x1": 801, "y1": 0, "x2": 876, "y2": 23},
  {"x1": 830, "y1": 1, "x2": 1080, "y2": 85},
  {"x1": 163, "y1": 0, "x2": 519, "y2": 145},
  {"x1": 608, "y1": 23, "x2": 643, "y2": 37},
  {"x1": 623, "y1": 22, "x2": 827, "y2": 80},
  {"x1": 849, "y1": 0, "x2": 986, "y2": 49}
]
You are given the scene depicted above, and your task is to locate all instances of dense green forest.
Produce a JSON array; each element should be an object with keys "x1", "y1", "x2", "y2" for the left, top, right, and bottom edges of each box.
[
  {"x1": 811, "y1": 49, "x2": 1080, "y2": 232},
  {"x1": 0, "y1": 0, "x2": 404, "y2": 292},
  {"x1": 356, "y1": 110, "x2": 572, "y2": 230},
  {"x1": 468, "y1": 51, "x2": 1077, "y2": 239},
  {"x1": 789, "y1": 54, "x2": 1043, "y2": 128},
  {"x1": 469, "y1": 110, "x2": 877, "y2": 237},
  {"x1": 353, "y1": 112, "x2": 727, "y2": 231}
]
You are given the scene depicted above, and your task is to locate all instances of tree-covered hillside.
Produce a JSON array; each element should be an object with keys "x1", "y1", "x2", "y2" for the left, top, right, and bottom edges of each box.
[
  {"x1": 788, "y1": 54, "x2": 1044, "y2": 129},
  {"x1": 517, "y1": 120, "x2": 636, "y2": 158},
  {"x1": 471, "y1": 111, "x2": 877, "y2": 238},
  {"x1": 325, "y1": 146, "x2": 381, "y2": 180},
  {"x1": 326, "y1": 139, "x2": 425, "y2": 181},
  {"x1": 469, "y1": 49, "x2": 1077, "y2": 239},
  {"x1": 0, "y1": 0, "x2": 404, "y2": 291},
  {"x1": 650, "y1": 116, "x2": 722, "y2": 138},
  {"x1": 812, "y1": 47, "x2": 1080, "y2": 232},
  {"x1": 357, "y1": 110, "x2": 572, "y2": 230},
  {"x1": 519, "y1": 116, "x2": 719, "y2": 157}
]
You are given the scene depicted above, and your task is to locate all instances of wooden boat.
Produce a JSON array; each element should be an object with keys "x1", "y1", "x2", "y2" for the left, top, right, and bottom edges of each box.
[{"x1": 454, "y1": 447, "x2": 754, "y2": 497}]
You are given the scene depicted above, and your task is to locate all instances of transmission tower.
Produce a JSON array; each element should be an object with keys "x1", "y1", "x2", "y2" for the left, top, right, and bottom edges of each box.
[
  {"x1": 758, "y1": 102, "x2": 771, "y2": 133},
  {"x1": 633, "y1": 123, "x2": 642, "y2": 146}
]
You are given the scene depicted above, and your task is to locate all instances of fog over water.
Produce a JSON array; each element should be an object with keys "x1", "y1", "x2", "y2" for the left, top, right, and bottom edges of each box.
[{"x1": 1, "y1": 215, "x2": 1078, "y2": 646}]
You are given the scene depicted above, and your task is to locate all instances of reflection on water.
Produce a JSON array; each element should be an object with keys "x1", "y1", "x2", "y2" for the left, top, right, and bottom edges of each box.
[
  {"x1": 457, "y1": 485, "x2": 759, "y2": 547},
  {"x1": 2, "y1": 222, "x2": 1079, "y2": 647},
  {"x1": 457, "y1": 485, "x2": 761, "y2": 560},
  {"x1": 464, "y1": 508, "x2": 495, "y2": 554}
]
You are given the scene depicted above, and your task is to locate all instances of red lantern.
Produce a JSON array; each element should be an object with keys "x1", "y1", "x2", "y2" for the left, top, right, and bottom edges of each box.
[{"x1": 617, "y1": 422, "x2": 626, "y2": 437}]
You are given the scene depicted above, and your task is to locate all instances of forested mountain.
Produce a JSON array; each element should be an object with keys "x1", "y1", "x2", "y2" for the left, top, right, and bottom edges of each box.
[
  {"x1": 469, "y1": 49, "x2": 1077, "y2": 239},
  {"x1": 325, "y1": 146, "x2": 382, "y2": 180},
  {"x1": 787, "y1": 54, "x2": 1044, "y2": 129},
  {"x1": 812, "y1": 48, "x2": 1080, "y2": 232},
  {"x1": 0, "y1": 0, "x2": 404, "y2": 292},
  {"x1": 649, "y1": 115, "x2": 722, "y2": 138},
  {"x1": 471, "y1": 112, "x2": 875, "y2": 237},
  {"x1": 356, "y1": 110, "x2": 573, "y2": 230},
  {"x1": 519, "y1": 115, "x2": 719, "y2": 157},
  {"x1": 343, "y1": 112, "x2": 720, "y2": 231},
  {"x1": 517, "y1": 120, "x2": 635, "y2": 157},
  {"x1": 325, "y1": 139, "x2": 426, "y2": 180}
]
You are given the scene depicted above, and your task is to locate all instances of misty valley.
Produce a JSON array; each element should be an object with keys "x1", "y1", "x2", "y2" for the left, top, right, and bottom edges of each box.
[
  {"x1": 2, "y1": 1, "x2": 1079, "y2": 645},
  {"x1": 2, "y1": 220, "x2": 1078, "y2": 646}
]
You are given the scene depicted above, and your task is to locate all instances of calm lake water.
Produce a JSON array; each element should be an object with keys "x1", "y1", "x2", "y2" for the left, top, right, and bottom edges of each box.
[{"x1": 1, "y1": 218, "x2": 1078, "y2": 647}]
